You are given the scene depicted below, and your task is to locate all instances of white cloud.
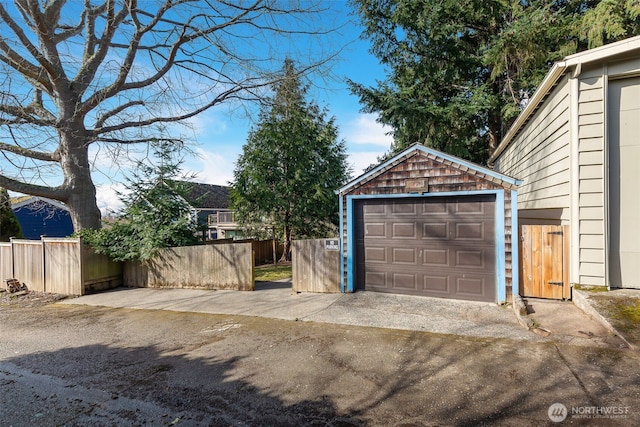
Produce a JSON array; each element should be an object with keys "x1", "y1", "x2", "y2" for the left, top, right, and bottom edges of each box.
[
  {"x1": 185, "y1": 111, "x2": 229, "y2": 137},
  {"x1": 96, "y1": 182, "x2": 126, "y2": 216},
  {"x1": 343, "y1": 113, "x2": 394, "y2": 147},
  {"x1": 348, "y1": 151, "x2": 384, "y2": 178},
  {"x1": 187, "y1": 147, "x2": 237, "y2": 186}
]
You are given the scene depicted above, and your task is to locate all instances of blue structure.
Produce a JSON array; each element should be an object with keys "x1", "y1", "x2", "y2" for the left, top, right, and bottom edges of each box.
[{"x1": 11, "y1": 196, "x2": 74, "y2": 240}]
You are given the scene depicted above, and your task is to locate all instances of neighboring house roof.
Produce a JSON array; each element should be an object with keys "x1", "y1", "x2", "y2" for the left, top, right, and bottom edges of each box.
[
  {"x1": 338, "y1": 143, "x2": 521, "y2": 195},
  {"x1": 10, "y1": 195, "x2": 70, "y2": 212},
  {"x1": 490, "y1": 35, "x2": 640, "y2": 163},
  {"x1": 176, "y1": 181, "x2": 229, "y2": 209},
  {"x1": 10, "y1": 196, "x2": 74, "y2": 240}
]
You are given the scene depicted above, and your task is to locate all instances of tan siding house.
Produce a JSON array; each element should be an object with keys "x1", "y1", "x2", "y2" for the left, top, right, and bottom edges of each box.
[{"x1": 491, "y1": 36, "x2": 640, "y2": 289}]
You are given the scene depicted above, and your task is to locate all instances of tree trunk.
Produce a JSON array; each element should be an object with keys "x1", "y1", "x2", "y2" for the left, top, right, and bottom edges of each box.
[
  {"x1": 60, "y1": 129, "x2": 102, "y2": 231},
  {"x1": 279, "y1": 223, "x2": 291, "y2": 262},
  {"x1": 66, "y1": 181, "x2": 101, "y2": 231}
]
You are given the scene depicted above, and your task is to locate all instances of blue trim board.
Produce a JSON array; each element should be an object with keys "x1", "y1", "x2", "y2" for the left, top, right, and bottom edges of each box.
[
  {"x1": 346, "y1": 197, "x2": 355, "y2": 292},
  {"x1": 495, "y1": 191, "x2": 506, "y2": 303},
  {"x1": 347, "y1": 189, "x2": 500, "y2": 201},
  {"x1": 339, "y1": 196, "x2": 345, "y2": 293},
  {"x1": 511, "y1": 190, "x2": 519, "y2": 297},
  {"x1": 342, "y1": 190, "x2": 508, "y2": 303}
]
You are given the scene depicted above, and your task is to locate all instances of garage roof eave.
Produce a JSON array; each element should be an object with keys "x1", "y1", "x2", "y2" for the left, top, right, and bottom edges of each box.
[{"x1": 338, "y1": 144, "x2": 521, "y2": 195}]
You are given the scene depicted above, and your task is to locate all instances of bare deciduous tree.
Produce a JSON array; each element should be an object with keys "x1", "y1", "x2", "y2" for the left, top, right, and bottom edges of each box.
[{"x1": 0, "y1": 0, "x2": 336, "y2": 230}]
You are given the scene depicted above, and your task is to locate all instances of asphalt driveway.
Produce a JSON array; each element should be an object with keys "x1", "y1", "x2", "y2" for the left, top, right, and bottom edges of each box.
[{"x1": 1, "y1": 297, "x2": 639, "y2": 426}]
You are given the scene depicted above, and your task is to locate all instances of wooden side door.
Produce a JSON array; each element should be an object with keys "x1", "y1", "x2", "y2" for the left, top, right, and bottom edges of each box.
[{"x1": 520, "y1": 225, "x2": 570, "y2": 300}]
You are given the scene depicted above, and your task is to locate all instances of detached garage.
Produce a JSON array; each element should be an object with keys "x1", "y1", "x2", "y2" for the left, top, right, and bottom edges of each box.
[{"x1": 338, "y1": 144, "x2": 520, "y2": 303}]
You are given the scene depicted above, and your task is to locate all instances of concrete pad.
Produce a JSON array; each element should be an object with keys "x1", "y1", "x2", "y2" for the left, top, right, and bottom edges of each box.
[
  {"x1": 61, "y1": 285, "x2": 343, "y2": 322},
  {"x1": 304, "y1": 291, "x2": 536, "y2": 340},
  {"x1": 60, "y1": 281, "x2": 630, "y2": 348},
  {"x1": 523, "y1": 297, "x2": 628, "y2": 348},
  {"x1": 62, "y1": 282, "x2": 539, "y2": 342}
]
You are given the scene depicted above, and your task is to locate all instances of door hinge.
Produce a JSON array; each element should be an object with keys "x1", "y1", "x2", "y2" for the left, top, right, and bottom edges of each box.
[
  {"x1": 547, "y1": 231, "x2": 563, "y2": 235},
  {"x1": 548, "y1": 281, "x2": 563, "y2": 286}
]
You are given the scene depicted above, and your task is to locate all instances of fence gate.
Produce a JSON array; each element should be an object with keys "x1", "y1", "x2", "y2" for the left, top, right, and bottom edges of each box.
[{"x1": 519, "y1": 225, "x2": 570, "y2": 300}]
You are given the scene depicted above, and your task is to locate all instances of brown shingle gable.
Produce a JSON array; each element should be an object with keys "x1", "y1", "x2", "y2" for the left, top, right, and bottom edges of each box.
[
  {"x1": 339, "y1": 144, "x2": 520, "y2": 196},
  {"x1": 174, "y1": 181, "x2": 229, "y2": 209}
]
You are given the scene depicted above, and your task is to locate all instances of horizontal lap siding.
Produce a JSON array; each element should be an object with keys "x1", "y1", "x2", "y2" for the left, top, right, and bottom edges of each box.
[
  {"x1": 495, "y1": 70, "x2": 607, "y2": 286},
  {"x1": 577, "y1": 72, "x2": 605, "y2": 286},
  {"x1": 495, "y1": 77, "x2": 571, "y2": 212}
]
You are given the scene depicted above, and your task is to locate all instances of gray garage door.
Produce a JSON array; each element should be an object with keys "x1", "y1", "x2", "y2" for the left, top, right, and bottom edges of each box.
[{"x1": 355, "y1": 195, "x2": 496, "y2": 302}]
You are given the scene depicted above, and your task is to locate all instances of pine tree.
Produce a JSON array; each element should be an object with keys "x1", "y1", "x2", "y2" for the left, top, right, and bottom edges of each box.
[
  {"x1": 0, "y1": 188, "x2": 22, "y2": 241},
  {"x1": 348, "y1": 0, "x2": 640, "y2": 163},
  {"x1": 232, "y1": 59, "x2": 350, "y2": 261},
  {"x1": 78, "y1": 142, "x2": 199, "y2": 262}
]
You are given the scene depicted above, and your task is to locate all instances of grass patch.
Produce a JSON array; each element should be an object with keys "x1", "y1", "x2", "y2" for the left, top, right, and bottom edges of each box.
[
  {"x1": 574, "y1": 284, "x2": 609, "y2": 292},
  {"x1": 255, "y1": 264, "x2": 292, "y2": 282},
  {"x1": 612, "y1": 299, "x2": 640, "y2": 326}
]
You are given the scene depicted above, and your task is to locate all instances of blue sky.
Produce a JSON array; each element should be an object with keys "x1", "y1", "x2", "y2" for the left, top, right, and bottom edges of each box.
[{"x1": 89, "y1": 3, "x2": 394, "y2": 213}]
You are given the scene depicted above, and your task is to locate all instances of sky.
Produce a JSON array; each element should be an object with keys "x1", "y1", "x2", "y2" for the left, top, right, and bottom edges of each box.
[{"x1": 91, "y1": 2, "x2": 394, "y2": 214}]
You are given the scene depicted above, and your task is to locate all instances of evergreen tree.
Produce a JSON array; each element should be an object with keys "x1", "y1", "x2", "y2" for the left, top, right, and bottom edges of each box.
[
  {"x1": 232, "y1": 59, "x2": 350, "y2": 262},
  {"x1": 78, "y1": 142, "x2": 199, "y2": 262},
  {"x1": 349, "y1": 0, "x2": 640, "y2": 164},
  {"x1": 0, "y1": 188, "x2": 22, "y2": 241}
]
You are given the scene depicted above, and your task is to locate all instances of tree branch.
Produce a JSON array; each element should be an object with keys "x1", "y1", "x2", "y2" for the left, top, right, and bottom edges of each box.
[
  {"x1": 0, "y1": 139, "x2": 59, "y2": 162},
  {"x1": 91, "y1": 79, "x2": 264, "y2": 135},
  {"x1": 1, "y1": 2, "x2": 61, "y2": 92},
  {"x1": 0, "y1": 173, "x2": 67, "y2": 201}
]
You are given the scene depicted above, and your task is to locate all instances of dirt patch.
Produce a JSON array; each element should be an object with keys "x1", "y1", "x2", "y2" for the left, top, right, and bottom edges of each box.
[
  {"x1": 0, "y1": 289, "x2": 68, "y2": 308},
  {"x1": 587, "y1": 292, "x2": 640, "y2": 347}
]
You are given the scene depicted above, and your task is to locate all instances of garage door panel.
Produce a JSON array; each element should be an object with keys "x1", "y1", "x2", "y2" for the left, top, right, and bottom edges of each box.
[
  {"x1": 455, "y1": 222, "x2": 486, "y2": 240},
  {"x1": 365, "y1": 272, "x2": 386, "y2": 288},
  {"x1": 456, "y1": 249, "x2": 486, "y2": 269},
  {"x1": 457, "y1": 277, "x2": 489, "y2": 297},
  {"x1": 365, "y1": 223, "x2": 386, "y2": 238},
  {"x1": 392, "y1": 248, "x2": 417, "y2": 264},
  {"x1": 423, "y1": 222, "x2": 448, "y2": 239},
  {"x1": 392, "y1": 202, "x2": 417, "y2": 215},
  {"x1": 392, "y1": 222, "x2": 417, "y2": 238},
  {"x1": 363, "y1": 203, "x2": 386, "y2": 215},
  {"x1": 393, "y1": 273, "x2": 418, "y2": 290},
  {"x1": 364, "y1": 246, "x2": 386, "y2": 262},
  {"x1": 455, "y1": 200, "x2": 485, "y2": 214},
  {"x1": 422, "y1": 201, "x2": 448, "y2": 214},
  {"x1": 356, "y1": 195, "x2": 496, "y2": 302},
  {"x1": 423, "y1": 249, "x2": 448, "y2": 266},
  {"x1": 424, "y1": 276, "x2": 450, "y2": 293}
]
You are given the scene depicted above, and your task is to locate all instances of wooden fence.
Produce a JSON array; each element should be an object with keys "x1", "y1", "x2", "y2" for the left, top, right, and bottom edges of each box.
[
  {"x1": 205, "y1": 239, "x2": 282, "y2": 265},
  {"x1": 292, "y1": 239, "x2": 340, "y2": 293},
  {"x1": 1, "y1": 238, "x2": 122, "y2": 295},
  {"x1": 124, "y1": 242, "x2": 254, "y2": 291}
]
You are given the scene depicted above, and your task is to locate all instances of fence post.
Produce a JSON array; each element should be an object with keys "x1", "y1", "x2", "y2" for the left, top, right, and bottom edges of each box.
[
  {"x1": 42, "y1": 238, "x2": 47, "y2": 293},
  {"x1": 9, "y1": 237, "x2": 15, "y2": 279},
  {"x1": 78, "y1": 237, "x2": 85, "y2": 296}
]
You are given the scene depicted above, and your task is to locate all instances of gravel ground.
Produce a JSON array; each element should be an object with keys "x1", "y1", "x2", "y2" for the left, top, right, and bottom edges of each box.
[{"x1": 0, "y1": 289, "x2": 68, "y2": 308}]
